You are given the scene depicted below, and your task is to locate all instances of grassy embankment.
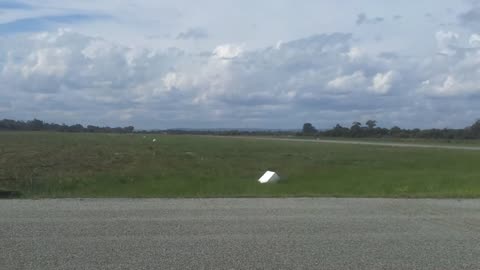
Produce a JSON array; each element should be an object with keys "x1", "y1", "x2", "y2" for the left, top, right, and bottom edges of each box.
[{"x1": 1, "y1": 132, "x2": 480, "y2": 198}]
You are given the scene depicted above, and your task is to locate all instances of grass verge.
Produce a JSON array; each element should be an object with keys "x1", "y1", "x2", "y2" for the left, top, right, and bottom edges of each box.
[{"x1": 1, "y1": 132, "x2": 480, "y2": 198}]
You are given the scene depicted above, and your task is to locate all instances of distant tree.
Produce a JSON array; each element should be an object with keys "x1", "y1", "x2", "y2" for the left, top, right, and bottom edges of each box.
[
  {"x1": 366, "y1": 120, "x2": 377, "y2": 129},
  {"x1": 302, "y1": 123, "x2": 317, "y2": 135},
  {"x1": 390, "y1": 126, "x2": 402, "y2": 136},
  {"x1": 124, "y1": 126, "x2": 135, "y2": 133},
  {"x1": 27, "y1": 119, "x2": 44, "y2": 131},
  {"x1": 471, "y1": 119, "x2": 480, "y2": 136},
  {"x1": 86, "y1": 125, "x2": 97, "y2": 132},
  {"x1": 313, "y1": 119, "x2": 480, "y2": 140},
  {"x1": 0, "y1": 118, "x2": 137, "y2": 134},
  {"x1": 327, "y1": 124, "x2": 350, "y2": 137},
  {"x1": 350, "y1": 122, "x2": 362, "y2": 137},
  {"x1": 68, "y1": 124, "x2": 84, "y2": 132},
  {"x1": 351, "y1": 122, "x2": 362, "y2": 128}
]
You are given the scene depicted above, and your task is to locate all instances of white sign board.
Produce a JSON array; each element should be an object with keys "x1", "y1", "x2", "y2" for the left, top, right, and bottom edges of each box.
[{"x1": 258, "y1": 171, "x2": 280, "y2": 184}]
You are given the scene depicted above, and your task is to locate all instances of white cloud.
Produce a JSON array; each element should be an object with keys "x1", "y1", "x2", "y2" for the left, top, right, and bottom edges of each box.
[
  {"x1": 469, "y1": 34, "x2": 480, "y2": 47},
  {"x1": 327, "y1": 71, "x2": 367, "y2": 92},
  {"x1": 435, "y1": 75, "x2": 457, "y2": 96},
  {"x1": 416, "y1": 32, "x2": 480, "y2": 97},
  {"x1": 81, "y1": 39, "x2": 115, "y2": 59},
  {"x1": 344, "y1": 47, "x2": 364, "y2": 61},
  {"x1": 212, "y1": 44, "x2": 244, "y2": 59},
  {"x1": 420, "y1": 75, "x2": 480, "y2": 97},
  {"x1": 435, "y1": 31, "x2": 459, "y2": 55},
  {"x1": 275, "y1": 40, "x2": 284, "y2": 50},
  {"x1": 21, "y1": 47, "x2": 70, "y2": 77},
  {"x1": 161, "y1": 72, "x2": 192, "y2": 92},
  {"x1": 369, "y1": 71, "x2": 395, "y2": 94},
  {"x1": 1, "y1": 28, "x2": 480, "y2": 129}
]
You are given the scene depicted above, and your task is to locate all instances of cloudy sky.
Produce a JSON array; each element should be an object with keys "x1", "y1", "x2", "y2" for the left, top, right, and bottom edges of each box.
[{"x1": 1, "y1": 0, "x2": 480, "y2": 129}]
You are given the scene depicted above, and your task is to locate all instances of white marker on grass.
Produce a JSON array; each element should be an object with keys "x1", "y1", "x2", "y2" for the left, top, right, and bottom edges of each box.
[
  {"x1": 258, "y1": 171, "x2": 280, "y2": 184},
  {"x1": 152, "y1": 138, "x2": 156, "y2": 142}
]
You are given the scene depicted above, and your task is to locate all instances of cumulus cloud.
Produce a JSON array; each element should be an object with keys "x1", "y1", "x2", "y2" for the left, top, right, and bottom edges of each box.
[
  {"x1": 419, "y1": 71, "x2": 480, "y2": 97},
  {"x1": 434, "y1": 76, "x2": 460, "y2": 96},
  {"x1": 469, "y1": 33, "x2": 480, "y2": 47},
  {"x1": 419, "y1": 75, "x2": 480, "y2": 97},
  {"x1": 417, "y1": 31, "x2": 480, "y2": 98},
  {"x1": 344, "y1": 47, "x2": 364, "y2": 61},
  {"x1": 161, "y1": 72, "x2": 194, "y2": 92},
  {"x1": 435, "y1": 31, "x2": 459, "y2": 55},
  {"x1": 327, "y1": 71, "x2": 367, "y2": 92},
  {"x1": 212, "y1": 44, "x2": 243, "y2": 59},
  {"x1": 369, "y1": 71, "x2": 395, "y2": 94},
  {"x1": 1, "y1": 28, "x2": 480, "y2": 129},
  {"x1": 1, "y1": 29, "x2": 183, "y2": 118}
]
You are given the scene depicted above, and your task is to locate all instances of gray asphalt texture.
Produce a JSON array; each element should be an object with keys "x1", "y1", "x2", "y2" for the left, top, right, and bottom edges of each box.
[
  {"x1": 1, "y1": 198, "x2": 480, "y2": 269},
  {"x1": 215, "y1": 135, "x2": 480, "y2": 151}
]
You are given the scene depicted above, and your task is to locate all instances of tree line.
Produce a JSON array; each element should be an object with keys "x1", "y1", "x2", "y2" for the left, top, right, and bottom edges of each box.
[
  {"x1": 0, "y1": 119, "x2": 134, "y2": 133},
  {"x1": 4, "y1": 117, "x2": 480, "y2": 139},
  {"x1": 302, "y1": 120, "x2": 480, "y2": 140}
]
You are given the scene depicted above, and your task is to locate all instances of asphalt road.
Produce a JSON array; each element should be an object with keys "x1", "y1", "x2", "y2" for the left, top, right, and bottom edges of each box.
[
  {"x1": 212, "y1": 135, "x2": 480, "y2": 151},
  {"x1": 1, "y1": 198, "x2": 480, "y2": 269}
]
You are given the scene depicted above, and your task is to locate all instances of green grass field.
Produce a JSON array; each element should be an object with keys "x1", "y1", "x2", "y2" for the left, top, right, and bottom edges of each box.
[{"x1": 1, "y1": 132, "x2": 480, "y2": 198}]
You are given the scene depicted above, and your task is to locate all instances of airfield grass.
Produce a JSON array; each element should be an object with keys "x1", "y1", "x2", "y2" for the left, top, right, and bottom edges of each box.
[{"x1": 1, "y1": 132, "x2": 480, "y2": 198}]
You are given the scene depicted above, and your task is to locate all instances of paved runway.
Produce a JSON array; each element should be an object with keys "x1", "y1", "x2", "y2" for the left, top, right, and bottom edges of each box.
[
  {"x1": 214, "y1": 135, "x2": 480, "y2": 151},
  {"x1": 1, "y1": 198, "x2": 480, "y2": 269}
]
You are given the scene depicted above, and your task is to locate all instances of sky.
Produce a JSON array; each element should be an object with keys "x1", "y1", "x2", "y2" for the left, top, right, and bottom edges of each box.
[{"x1": 1, "y1": 0, "x2": 480, "y2": 129}]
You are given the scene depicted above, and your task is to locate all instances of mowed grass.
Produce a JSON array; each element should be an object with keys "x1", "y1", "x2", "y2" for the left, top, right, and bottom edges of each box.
[{"x1": 1, "y1": 132, "x2": 480, "y2": 198}]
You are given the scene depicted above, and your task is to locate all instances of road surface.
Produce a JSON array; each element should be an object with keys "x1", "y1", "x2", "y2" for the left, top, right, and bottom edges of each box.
[
  {"x1": 212, "y1": 135, "x2": 480, "y2": 151},
  {"x1": 1, "y1": 198, "x2": 479, "y2": 269}
]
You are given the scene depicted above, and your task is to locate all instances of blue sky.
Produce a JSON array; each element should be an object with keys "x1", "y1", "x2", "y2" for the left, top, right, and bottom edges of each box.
[{"x1": 1, "y1": 0, "x2": 480, "y2": 129}]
